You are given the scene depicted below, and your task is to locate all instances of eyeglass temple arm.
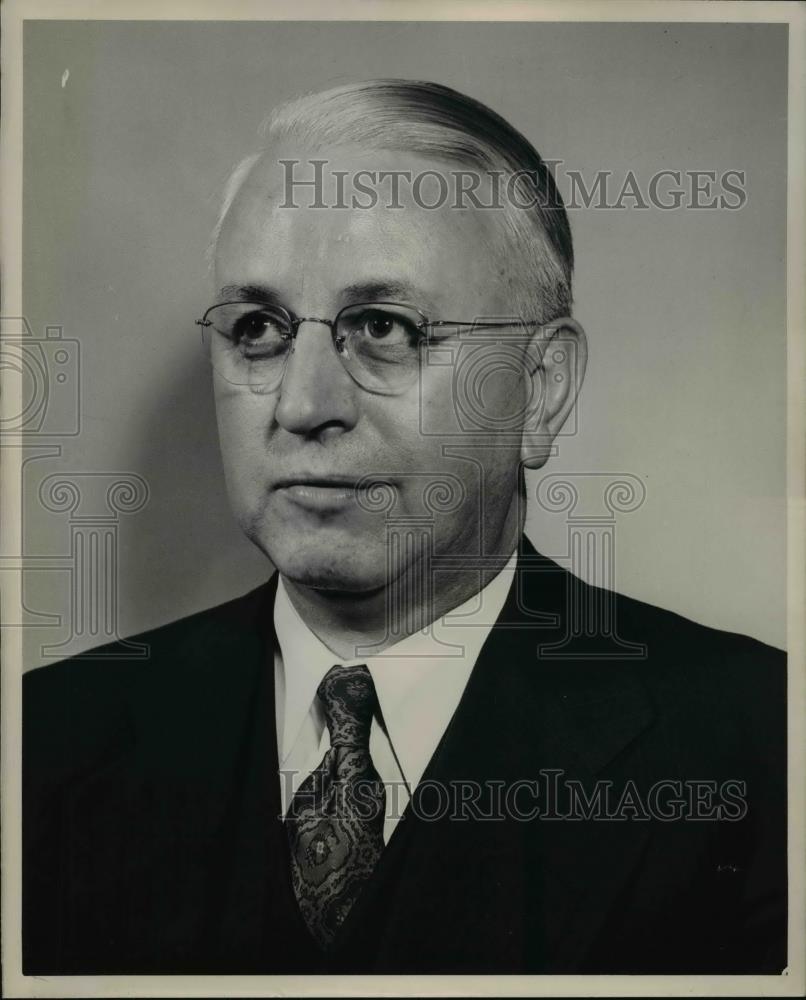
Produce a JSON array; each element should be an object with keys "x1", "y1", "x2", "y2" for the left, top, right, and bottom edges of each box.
[{"x1": 427, "y1": 319, "x2": 542, "y2": 330}]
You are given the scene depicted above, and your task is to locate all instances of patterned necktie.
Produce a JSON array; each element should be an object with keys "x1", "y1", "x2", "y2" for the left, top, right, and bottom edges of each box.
[{"x1": 285, "y1": 664, "x2": 386, "y2": 950}]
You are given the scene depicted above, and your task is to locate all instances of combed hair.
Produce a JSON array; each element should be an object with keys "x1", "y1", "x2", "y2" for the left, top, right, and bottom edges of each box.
[{"x1": 208, "y1": 79, "x2": 573, "y2": 322}]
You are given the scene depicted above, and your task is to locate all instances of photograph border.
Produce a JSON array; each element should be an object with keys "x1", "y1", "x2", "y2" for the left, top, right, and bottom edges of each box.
[{"x1": 2, "y1": 1, "x2": 803, "y2": 996}]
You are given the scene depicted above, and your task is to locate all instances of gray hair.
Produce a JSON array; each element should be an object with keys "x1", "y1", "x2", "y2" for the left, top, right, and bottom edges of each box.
[{"x1": 208, "y1": 79, "x2": 573, "y2": 323}]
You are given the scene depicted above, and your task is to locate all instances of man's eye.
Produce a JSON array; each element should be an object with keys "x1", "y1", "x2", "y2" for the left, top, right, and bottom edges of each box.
[
  {"x1": 232, "y1": 312, "x2": 285, "y2": 343},
  {"x1": 356, "y1": 311, "x2": 417, "y2": 343},
  {"x1": 366, "y1": 315, "x2": 395, "y2": 339}
]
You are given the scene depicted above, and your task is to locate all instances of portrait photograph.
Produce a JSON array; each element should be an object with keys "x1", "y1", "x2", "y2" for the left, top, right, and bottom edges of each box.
[{"x1": 1, "y1": 2, "x2": 804, "y2": 997}]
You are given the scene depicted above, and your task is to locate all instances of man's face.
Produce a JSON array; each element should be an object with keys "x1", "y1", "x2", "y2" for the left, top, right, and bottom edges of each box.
[{"x1": 213, "y1": 146, "x2": 537, "y2": 592}]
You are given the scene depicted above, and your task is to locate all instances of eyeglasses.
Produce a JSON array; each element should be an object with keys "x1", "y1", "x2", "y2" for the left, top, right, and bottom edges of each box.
[{"x1": 195, "y1": 300, "x2": 544, "y2": 395}]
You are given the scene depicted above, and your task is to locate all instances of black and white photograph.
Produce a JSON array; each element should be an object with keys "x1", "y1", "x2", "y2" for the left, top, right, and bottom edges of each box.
[{"x1": 2, "y1": 2, "x2": 804, "y2": 996}]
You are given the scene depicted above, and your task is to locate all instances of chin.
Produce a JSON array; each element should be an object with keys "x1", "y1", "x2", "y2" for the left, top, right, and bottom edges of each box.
[
  {"x1": 250, "y1": 527, "x2": 391, "y2": 593},
  {"x1": 285, "y1": 566, "x2": 381, "y2": 593}
]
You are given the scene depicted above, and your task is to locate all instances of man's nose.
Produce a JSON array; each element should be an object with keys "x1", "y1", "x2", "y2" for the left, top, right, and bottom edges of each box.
[{"x1": 274, "y1": 321, "x2": 360, "y2": 436}]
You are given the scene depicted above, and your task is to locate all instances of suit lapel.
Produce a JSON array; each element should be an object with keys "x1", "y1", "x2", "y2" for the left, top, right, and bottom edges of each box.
[{"x1": 346, "y1": 538, "x2": 657, "y2": 971}]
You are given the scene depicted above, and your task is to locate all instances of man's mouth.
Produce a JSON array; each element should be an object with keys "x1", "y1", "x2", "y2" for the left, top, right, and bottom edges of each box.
[{"x1": 272, "y1": 476, "x2": 384, "y2": 513}]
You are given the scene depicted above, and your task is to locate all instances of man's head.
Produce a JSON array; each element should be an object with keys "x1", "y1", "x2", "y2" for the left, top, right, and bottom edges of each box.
[{"x1": 207, "y1": 79, "x2": 586, "y2": 593}]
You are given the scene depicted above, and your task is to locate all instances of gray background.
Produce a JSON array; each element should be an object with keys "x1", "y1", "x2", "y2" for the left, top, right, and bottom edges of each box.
[{"x1": 22, "y1": 20, "x2": 787, "y2": 665}]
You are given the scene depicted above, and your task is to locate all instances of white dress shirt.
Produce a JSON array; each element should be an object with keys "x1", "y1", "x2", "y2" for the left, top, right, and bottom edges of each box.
[{"x1": 274, "y1": 551, "x2": 517, "y2": 844}]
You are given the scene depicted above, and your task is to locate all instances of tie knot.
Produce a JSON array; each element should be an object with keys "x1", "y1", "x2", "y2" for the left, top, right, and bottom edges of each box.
[{"x1": 317, "y1": 664, "x2": 377, "y2": 748}]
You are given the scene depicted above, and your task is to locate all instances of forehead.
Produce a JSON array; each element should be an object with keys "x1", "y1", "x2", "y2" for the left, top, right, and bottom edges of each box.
[{"x1": 214, "y1": 144, "x2": 511, "y2": 311}]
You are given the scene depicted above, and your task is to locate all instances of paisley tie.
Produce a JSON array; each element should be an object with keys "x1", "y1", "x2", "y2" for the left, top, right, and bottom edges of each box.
[{"x1": 285, "y1": 664, "x2": 386, "y2": 950}]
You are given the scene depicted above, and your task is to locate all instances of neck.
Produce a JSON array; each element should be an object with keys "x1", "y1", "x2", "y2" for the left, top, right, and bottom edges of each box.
[{"x1": 282, "y1": 502, "x2": 523, "y2": 660}]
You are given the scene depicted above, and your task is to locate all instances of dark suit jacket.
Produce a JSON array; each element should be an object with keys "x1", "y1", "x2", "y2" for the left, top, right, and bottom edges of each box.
[{"x1": 23, "y1": 539, "x2": 787, "y2": 974}]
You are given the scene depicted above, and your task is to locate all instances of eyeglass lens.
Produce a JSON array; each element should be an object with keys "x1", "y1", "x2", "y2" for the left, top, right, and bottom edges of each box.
[{"x1": 201, "y1": 301, "x2": 429, "y2": 394}]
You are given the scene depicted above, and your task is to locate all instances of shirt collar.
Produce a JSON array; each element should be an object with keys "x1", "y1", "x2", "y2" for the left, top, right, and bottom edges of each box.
[{"x1": 274, "y1": 550, "x2": 518, "y2": 788}]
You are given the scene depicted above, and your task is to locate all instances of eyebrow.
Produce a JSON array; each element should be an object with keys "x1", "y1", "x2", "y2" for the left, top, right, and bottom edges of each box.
[
  {"x1": 217, "y1": 283, "x2": 285, "y2": 305},
  {"x1": 339, "y1": 280, "x2": 429, "y2": 308},
  {"x1": 217, "y1": 279, "x2": 438, "y2": 315}
]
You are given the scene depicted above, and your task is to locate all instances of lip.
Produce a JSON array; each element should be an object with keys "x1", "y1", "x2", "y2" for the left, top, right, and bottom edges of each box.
[{"x1": 273, "y1": 477, "x2": 373, "y2": 512}]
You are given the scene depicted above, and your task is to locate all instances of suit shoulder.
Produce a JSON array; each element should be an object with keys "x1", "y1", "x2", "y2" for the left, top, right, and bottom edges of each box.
[
  {"x1": 612, "y1": 585, "x2": 781, "y2": 640},
  {"x1": 24, "y1": 579, "x2": 272, "y2": 694},
  {"x1": 608, "y1": 583, "x2": 784, "y2": 670},
  {"x1": 598, "y1": 584, "x2": 786, "y2": 750},
  {"x1": 23, "y1": 580, "x2": 272, "y2": 772},
  {"x1": 535, "y1": 562, "x2": 786, "y2": 728},
  {"x1": 521, "y1": 545, "x2": 783, "y2": 675}
]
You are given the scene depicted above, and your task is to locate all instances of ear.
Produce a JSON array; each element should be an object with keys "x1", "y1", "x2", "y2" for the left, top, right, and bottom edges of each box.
[{"x1": 520, "y1": 316, "x2": 588, "y2": 470}]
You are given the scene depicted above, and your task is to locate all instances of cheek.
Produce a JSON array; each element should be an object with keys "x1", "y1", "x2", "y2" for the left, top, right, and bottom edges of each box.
[
  {"x1": 417, "y1": 350, "x2": 530, "y2": 439},
  {"x1": 213, "y1": 386, "x2": 270, "y2": 493},
  {"x1": 414, "y1": 360, "x2": 525, "y2": 508},
  {"x1": 460, "y1": 350, "x2": 529, "y2": 429}
]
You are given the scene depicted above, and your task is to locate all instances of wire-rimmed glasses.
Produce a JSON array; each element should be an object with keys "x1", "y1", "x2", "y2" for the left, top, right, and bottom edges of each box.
[{"x1": 195, "y1": 300, "x2": 543, "y2": 395}]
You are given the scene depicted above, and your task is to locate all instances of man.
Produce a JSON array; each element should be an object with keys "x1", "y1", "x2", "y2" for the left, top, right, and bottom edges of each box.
[{"x1": 23, "y1": 79, "x2": 786, "y2": 974}]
